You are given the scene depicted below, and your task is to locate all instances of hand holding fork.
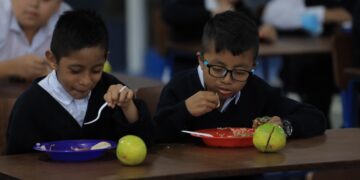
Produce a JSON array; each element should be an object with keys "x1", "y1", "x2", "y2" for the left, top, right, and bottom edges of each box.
[{"x1": 85, "y1": 85, "x2": 137, "y2": 125}]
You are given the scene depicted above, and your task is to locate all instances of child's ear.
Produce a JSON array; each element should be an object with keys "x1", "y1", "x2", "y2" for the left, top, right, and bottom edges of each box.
[
  {"x1": 197, "y1": 52, "x2": 206, "y2": 69},
  {"x1": 253, "y1": 60, "x2": 258, "y2": 68},
  {"x1": 45, "y1": 50, "x2": 57, "y2": 69}
]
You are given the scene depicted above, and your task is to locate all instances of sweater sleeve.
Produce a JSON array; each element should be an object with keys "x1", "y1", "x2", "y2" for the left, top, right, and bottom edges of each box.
[
  {"x1": 6, "y1": 94, "x2": 41, "y2": 154},
  {"x1": 279, "y1": 98, "x2": 327, "y2": 138},
  {"x1": 262, "y1": 83, "x2": 327, "y2": 138},
  {"x1": 153, "y1": 84, "x2": 195, "y2": 143}
]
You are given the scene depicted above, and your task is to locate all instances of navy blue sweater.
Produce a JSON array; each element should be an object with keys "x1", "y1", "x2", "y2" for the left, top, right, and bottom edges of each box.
[
  {"x1": 154, "y1": 69, "x2": 326, "y2": 143},
  {"x1": 6, "y1": 73, "x2": 155, "y2": 154}
]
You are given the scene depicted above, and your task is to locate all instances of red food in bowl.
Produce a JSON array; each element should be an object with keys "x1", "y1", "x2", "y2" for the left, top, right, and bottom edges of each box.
[{"x1": 193, "y1": 127, "x2": 254, "y2": 147}]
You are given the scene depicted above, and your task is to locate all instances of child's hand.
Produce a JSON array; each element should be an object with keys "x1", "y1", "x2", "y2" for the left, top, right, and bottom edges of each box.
[
  {"x1": 104, "y1": 84, "x2": 138, "y2": 123},
  {"x1": 252, "y1": 116, "x2": 282, "y2": 129},
  {"x1": 104, "y1": 84, "x2": 134, "y2": 109},
  {"x1": 267, "y1": 116, "x2": 282, "y2": 126},
  {"x1": 185, "y1": 91, "x2": 220, "y2": 117},
  {"x1": 13, "y1": 54, "x2": 50, "y2": 80}
]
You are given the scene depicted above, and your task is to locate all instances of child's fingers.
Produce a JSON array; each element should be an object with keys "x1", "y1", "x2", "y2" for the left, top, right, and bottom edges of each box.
[
  {"x1": 268, "y1": 116, "x2": 282, "y2": 126},
  {"x1": 119, "y1": 86, "x2": 127, "y2": 93},
  {"x1": 117, "y1": 86, "x2": 134, "y2": 106},
  {"x1": 110, "y1": 86, "x2": 122, "y2": 102},
  {"x1": 204, "y1": 91, "x2": 220, "y2": 107},
  {"x1": 105, "y1": 84, "x2": 128, "y2": 108},
  {"x1": 117, "y1": 90, "x2": 128, "y2": 105},
  {"x1": 215, "y1": 93, "x2": 220, "y2": 108},
  {"x1": 103, "y1": 93, "x2": 110, "y2": 103},
  {"x1": 126, "y1": 90, "x2": 134, "y2": 100},
  {"x1": 104, "y1": 92, "x2": 116, "y2": 108}
]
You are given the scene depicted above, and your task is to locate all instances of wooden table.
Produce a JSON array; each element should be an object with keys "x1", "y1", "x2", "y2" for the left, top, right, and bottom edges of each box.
[
  {"x1": 0, "y1": 128, "x2": 360, "y2": 179},
  {"x1": 259, "y1": 36, "x2": 331, "y2": 57}
]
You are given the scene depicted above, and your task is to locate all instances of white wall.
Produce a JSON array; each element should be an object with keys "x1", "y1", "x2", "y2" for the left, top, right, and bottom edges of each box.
[{"x1": 125, "y1": 0, "x2": 147, "y2": 75}]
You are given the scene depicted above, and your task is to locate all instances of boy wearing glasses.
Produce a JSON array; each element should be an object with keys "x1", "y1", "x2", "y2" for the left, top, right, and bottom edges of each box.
[{"x1": 154, "y1": 11, "x2": 326, "y2": 143}]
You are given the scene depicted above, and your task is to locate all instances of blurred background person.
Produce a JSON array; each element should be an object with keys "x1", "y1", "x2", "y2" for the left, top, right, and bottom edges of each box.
[
  {"x1": 353, "y1": 1, "x2": 360, "y2": 68},
  {"x1": 262, "y1": 0, "x2": 354, "y2": 128},
  {"x1": 0, "y1": 0, "x2": 71, "y2": 81}
]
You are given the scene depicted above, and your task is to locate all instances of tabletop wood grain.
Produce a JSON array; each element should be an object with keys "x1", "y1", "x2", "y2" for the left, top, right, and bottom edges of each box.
[{"x1": 0, "y1": 128, "x2": 360, "y2": 179}]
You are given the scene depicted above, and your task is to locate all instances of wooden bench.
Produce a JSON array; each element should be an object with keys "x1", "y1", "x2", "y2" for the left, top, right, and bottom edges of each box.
[{"x1": 0, "y1": 97, "x2": 17, "y2": 155}]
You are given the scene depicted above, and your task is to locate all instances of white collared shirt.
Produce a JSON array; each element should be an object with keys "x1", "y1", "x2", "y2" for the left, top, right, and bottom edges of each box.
[
  {"x1": 0, "y1": 0, "x2": 71, "y2": 61},
  {"x1": 39, "y1": 70, "x2": 90, "y2": 126},
  {"x1": 197, "y1": 65, "x2": 241, "y2": 113}
]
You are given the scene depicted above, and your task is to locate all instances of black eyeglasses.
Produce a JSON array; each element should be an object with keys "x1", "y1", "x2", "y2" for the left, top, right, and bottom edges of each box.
[{"x1": 204, "y1": 60, "x2": 253, "y2": 82}]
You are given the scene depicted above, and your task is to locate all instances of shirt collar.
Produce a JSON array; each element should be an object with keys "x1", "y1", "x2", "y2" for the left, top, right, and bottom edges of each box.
[
  {"x1": 196, "y1": 65, "x2": 241, "y2": 105},
  {"x1": 39, "y1": 70, "x2": 91, "y2": 105},
  {"x1": 9, "y1": 15, "x2": 21, "y2": 33}
]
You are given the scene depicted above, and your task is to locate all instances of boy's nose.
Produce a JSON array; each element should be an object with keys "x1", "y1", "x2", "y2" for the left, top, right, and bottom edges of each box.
[
  {"x1": 29, "y1": 0, "x2": 40, "y2": 7},
  {"x1": 79, "y1": 73, "x2": 92, "y2": 86},
  {"x1": 222, "y1": 72, "x2": 233, "y2": 83}
]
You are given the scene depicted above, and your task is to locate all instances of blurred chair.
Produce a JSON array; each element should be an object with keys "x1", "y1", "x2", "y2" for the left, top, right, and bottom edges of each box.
[
  {"x1": 331, "y1": 30, "x2": 360, "y2": 127},
  {"x1": 0, "y1": 97, "x2": 17, "y2": 155},
  {"x1": 113, "y1": 73, "x2": 164, "y2": 90},
  {"x1": 136, "y1": 86, "x2": 164, "y2": 118}
]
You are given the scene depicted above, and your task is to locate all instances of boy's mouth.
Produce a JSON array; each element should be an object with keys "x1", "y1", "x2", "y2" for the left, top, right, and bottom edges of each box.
[
  {"x1": 24, "y1": 11, "x2": 39, "y2": 18},
  {"x1": 217, "y1": 87, "x2": 233, "y2": 98},
  {"x1": 71, "y1": 88, "x2": 90, "y2": 98}
]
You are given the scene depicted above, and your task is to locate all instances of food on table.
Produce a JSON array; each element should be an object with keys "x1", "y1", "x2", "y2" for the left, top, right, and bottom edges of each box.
[
  {"x1": 35, "y1": 143, "x2": 55, "y2": 151},
  {"x1": 36, "y1": 143, "x2": 46, "y2": 151},
  {"x1": 229, "y1": 128, "x2": 253, "y2": 137},
  {"x1": 69, "y1": 141, "x2": 111, "y2": 151},
  {"x1": 71, "y1": 147, "x2": 89, "y2": 151},
  {"x1": 116, "y1": 135, "x2": 147, "y2": 166},
  {"x1": 90, "y1": 141, "x2": 112, "y2": 150},
  {"x1": 253, "y1": 123, "x2": 286, "y2": 152}
]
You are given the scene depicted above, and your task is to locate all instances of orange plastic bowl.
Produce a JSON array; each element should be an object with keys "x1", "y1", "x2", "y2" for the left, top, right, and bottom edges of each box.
[{"x1": 193, "y1": 127, "x2": 254, "y2": 148}]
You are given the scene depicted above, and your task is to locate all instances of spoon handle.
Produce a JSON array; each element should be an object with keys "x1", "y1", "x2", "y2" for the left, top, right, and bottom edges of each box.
[{"x1": 181, "y1": 130, "x2": 213, "y2": 137}]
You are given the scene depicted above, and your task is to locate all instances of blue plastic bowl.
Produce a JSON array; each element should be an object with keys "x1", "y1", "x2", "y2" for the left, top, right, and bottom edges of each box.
[{"x1": 33, "y1": 139, "x2": 116, "y2": 162}]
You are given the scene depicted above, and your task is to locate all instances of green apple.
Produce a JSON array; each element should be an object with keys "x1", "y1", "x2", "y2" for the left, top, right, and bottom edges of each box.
[
  {"x1": 253, "y1": 123, "x2": 286, "y2": 152},
  {"x1": 116, "y1": 135, "x2": 147, "y2": 166},
  {"x1": 103, "y1": 60, "x2": 112, "y2": 73}
]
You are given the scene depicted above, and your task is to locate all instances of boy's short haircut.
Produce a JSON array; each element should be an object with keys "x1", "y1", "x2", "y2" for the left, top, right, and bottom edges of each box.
[
  {"x1": 50, "y1": 9, "x2": 109, "y2": 62},
  {"x1": 202, "y1": 11, "x2": 259, "y2": 59}
]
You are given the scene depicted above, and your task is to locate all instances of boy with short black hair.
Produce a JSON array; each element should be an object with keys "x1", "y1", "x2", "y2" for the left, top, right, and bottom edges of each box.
[
  {"x1": 154, "y1": 11, "x2": 326, "y2": 143},
  {"x1": 6, "y1": 9, "x2": 154, "y2": 154}
]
